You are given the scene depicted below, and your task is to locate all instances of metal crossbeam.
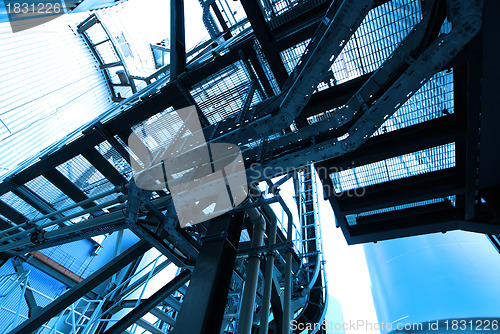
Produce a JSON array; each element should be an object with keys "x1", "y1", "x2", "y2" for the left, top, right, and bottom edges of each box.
[{"x1": 9, "y1": 241, "x2": 151, "y2": 334}]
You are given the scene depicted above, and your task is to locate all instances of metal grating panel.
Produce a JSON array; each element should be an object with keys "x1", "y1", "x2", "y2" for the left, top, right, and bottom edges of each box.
[
  {"x1": 330, "y1": 143, "x2": 456, "y2": 192},
  {"x1": 94, "y1": 141, "x2": 133, "y2": 177},
  {"x1": 130, "y1": 107, "x2": 182, "y2": 152},
  {"x1": 332, "y1": 0, "x2": 422, "y2": 84},
  {"x1": 373, "y1": 69, "x2": 454, "y2": 135},
  {"x1": 0, "y1": 192, "x2": 44, "y2": 223},
  {"x1": 38, "y1": 240, "x2": 96, "y2": 279},
  {"x1": 56, "y1": 155, "x2": 118, "y2": 205},
  {"x1": 280, "y1": 39, "x2": 310, "y2": 75},
  {"x1": 24, "y1": 176, "x2": 80, "y2": 217},
  {"x1": 190, "y1": 61, "x2": 264, "y2": 124}
]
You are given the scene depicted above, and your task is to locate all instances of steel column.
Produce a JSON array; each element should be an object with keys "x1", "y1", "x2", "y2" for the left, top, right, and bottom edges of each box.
[
  {"x1": 172, "y1": 212, "x2": 245, "y2": 334},
  {"x1": 170, "y1": 0, "x2": 186, "y2": 79},
  {"x1": 239, "y1": 0, "x2": 289, "y2": 87}
]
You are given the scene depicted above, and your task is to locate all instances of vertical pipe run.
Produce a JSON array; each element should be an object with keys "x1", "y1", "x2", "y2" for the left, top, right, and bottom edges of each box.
[
  {"x1": 237, "y1": 188, "x2": 266, "y2": 334},
  {"x1": 170, "y1": 0, "x2": 186, "y2": 79},
  {"x1": 283, "y1": 250, "x2": 293, "y2": 334},
  {"x1": 259, "y1": 208, "x2": 277, "y2": 333}
]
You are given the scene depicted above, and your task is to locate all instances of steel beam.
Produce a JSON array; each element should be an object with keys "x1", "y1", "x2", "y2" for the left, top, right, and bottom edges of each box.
[
  {"x1": 240, "y1": 0, "x2": 289, "y2": 88},
  {"x1": 43, "y1": 169, "x2": 98, "y2": 211},
  {"x1": 0, "y1": 199, "x2": 26, "y2": 224},
  {"x1": 102, "y1": 269, "x2": 191, "y2": 334},
  {"x1": 82, "y1": 148, "x2": 128, "y2": 187},
  {"x1": 348, "y1": 202, "x2": 462, "y2": 244},
  {"x1": 318, "y1": 116, "x2": 460, "y2": 171},
  {"x1": 0, "y1": 217, "x2": 12, "y2": 232},
  {"x1": 172, "y1": 212, "x2": 245, "y2": 334},
  {"x1": 478, "y1": 0, "x2": 500, "y2": 190},
  {"x1": 170, "y1": 0, "x2": 186, "y2": 79},
  {"x1": 279, "y1": 0, "x2": 374, "y2": 124},
  {"x1": 337, "y1": 168, "x2": 463, "y2": 215},
  {"x1": 9, "y1": 241, "x2": 150, "y2": 334}
]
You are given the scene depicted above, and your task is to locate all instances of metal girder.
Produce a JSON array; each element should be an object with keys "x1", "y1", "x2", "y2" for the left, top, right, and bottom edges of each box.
[
  {"x1": 23, "y1": 253, "x2": 93, "y2": 290},
  {"x1": 0, "y1": 195, "x2": 167, "y2": 254},
  {"x1": 9, "y1": 241, "x2": 151, "y2": 334},
  {"x1": 238, "y1": 0, "x2": 484, "y2": 182},
  {"x1": 488, "y1": 235, "x2": 500, "y2": 253},
  {"x1": 347, "y1": 202, "x2": 500, "y2": 244},
  {"x1": 316, "y1": 163, "x2": 345, "y2": 235},
  {"x1": 43, "y1": 169, "x2": 98, "y2": 212},
  {"x1": 295, "y1": 72, "x2": 372, "y2": 128},
  {"x1": 9, "y1": 216, "x2": 126, "y2": 255},
  {"x1": 454, "y1": 32, "x2": 482, "y2": 220},
  {"x1": 478, "y1": 0, "x2": 500, "y2": 190},
  {"x1": 0, "y1": 0, "x2": 364, "y2": 201},
  {"x1": 125, "y1": 180, "x2": 197, "y2": 267},
  {"x1": 481, "y1": 187, "x2": 500, "y2": 224},
  {"x1": 240, "y1": 0, "x2": 289, "y2": 87},
  {"x1": 102, "y1": 269, "x2": 191, "y2": 334},
  {"x1": 246, "y1": 48, "x2": 276, "y2": 97},
  {"x1": 137, "y1": 0, "x2": 472, "y2": 185},
  {"x1": 346, "y1": 202, "x2": 462, "y2": 244},
  {"x1": 318, "y1": 116, "x2": 461, "y2": 171},
  {"x1": 279, "y1": 0, "x2": 374, "y2": 124},
  {"x1": 125, "y1": 182, "x2": 190, "y2": 267},
  {"x1": 170, "y1": 0, "x2": 186, "y2": 79},
  {"x1": 82, "y1": 148, "x2": 128, "y2": 187},
  {"x1": 0, "y1": 217, "x2": 12, "y2": 231},
  {"x1": 172, "y1": 212, "x2": 245, "y2": 334},
  {"x1": 0, "y1": 199, "x2": 26, "y2": 224},
  {"x1": 337, "y1": 168, "x2": 463, "y2": 215},
  {"x1": 11, "y1": 185, "x2": 68, "y2": 229},
  {"x1": 210, "y1": 1, "x2": 232, "y2": 39}
]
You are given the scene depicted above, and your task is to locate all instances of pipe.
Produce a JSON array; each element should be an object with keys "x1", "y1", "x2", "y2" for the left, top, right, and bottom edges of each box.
[
  {"x1": 237, "y1": 185, "x2": 266, "y2": 334},
  {"x1": 0, "y1": 196, "x2": 171, "y2": 253},
  {"x1": 259, "y1": 205, "x2": 277, "y2": 334},
  {"x1": 0, "y1": 186, "x2": 121, "y2": 237},
  {"x1": 283, "y1": 250, "x2": 293, "y2": 334},
  {"x1": 266, "y1": 178, "x2": 294, "y2": 334},
  {"x1": 0, "y1": 195, "x2": 127, "y2": 247}
]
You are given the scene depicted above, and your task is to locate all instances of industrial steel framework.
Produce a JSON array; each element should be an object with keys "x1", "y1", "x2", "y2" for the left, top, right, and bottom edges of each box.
[{"x1": 0, "y1": 0, "x2": 498, "y2": 333}]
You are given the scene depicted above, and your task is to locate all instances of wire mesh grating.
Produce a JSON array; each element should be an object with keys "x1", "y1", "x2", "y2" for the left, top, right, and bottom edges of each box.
[
  {"x1": 56, "y1": 155, "x2": 118, "y2": 205},
  {"x1": 330, "y1": 143, "x2": 456, "y2": 193},
  {"x1": 190, "y1": 61, "x2": 264, "y2": 124}
]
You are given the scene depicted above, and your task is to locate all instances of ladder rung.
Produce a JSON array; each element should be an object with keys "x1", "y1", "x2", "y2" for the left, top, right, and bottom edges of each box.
[
  {"x1": 92, "y1": 38, "x2": 110, "y2": 47},
  {"x1": 100, "y1": 61, "x2": 122, "y2": 69}
]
